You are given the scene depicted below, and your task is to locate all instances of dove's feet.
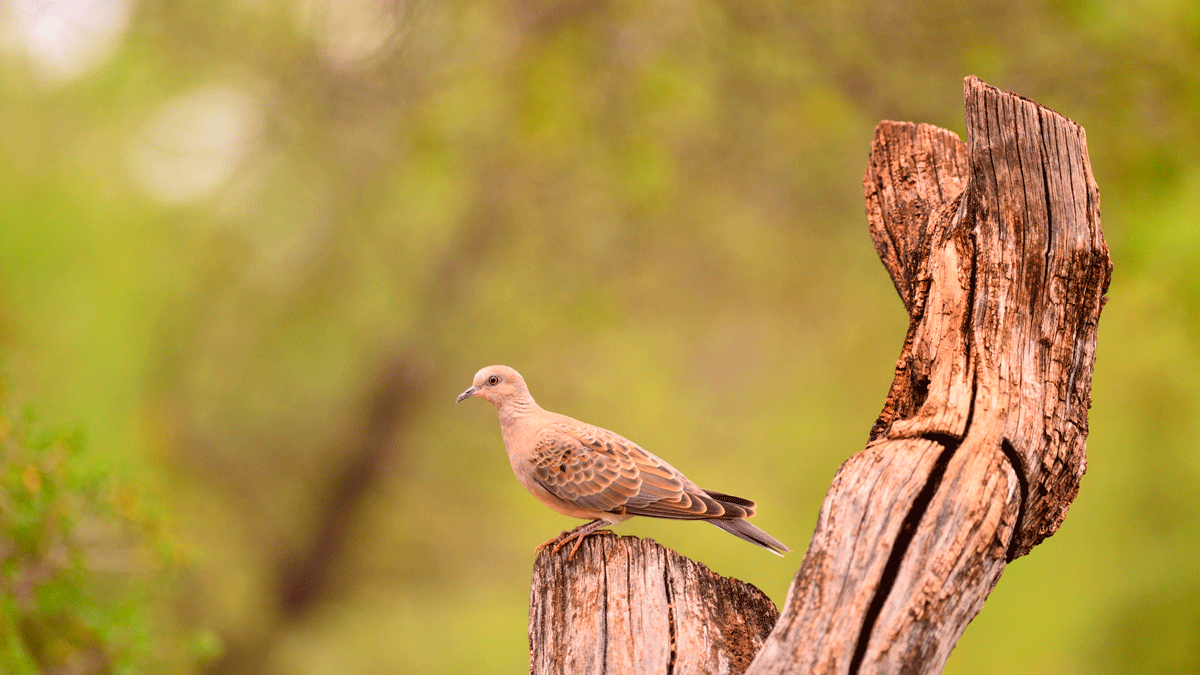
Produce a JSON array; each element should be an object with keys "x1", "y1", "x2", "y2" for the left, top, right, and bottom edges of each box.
[{"x1": 536, "y1": 520, "x2": 616, "y2": 560}]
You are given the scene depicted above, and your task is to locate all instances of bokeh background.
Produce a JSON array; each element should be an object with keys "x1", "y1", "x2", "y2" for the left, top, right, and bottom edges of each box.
[{"x1": 2, "y1": 0, "x2": 1198, "y2": 673}]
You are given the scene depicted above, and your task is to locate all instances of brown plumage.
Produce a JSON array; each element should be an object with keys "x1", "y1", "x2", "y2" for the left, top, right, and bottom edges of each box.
[{"x1": 457, "y1": 365, "x2": 789, "y2": 559}]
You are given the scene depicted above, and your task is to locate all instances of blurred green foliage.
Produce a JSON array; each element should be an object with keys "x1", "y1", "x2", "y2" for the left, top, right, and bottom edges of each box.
[
  {"x1": 0, "y1": 383, "x2": 201, "y2": 674},
  {"x1": 2, "y1": 0, "x2": 1199, "y2": 673}
]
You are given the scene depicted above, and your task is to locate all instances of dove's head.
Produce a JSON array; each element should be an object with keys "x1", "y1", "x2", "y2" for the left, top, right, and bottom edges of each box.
[{"x1": 456, "y1": 365, "x2": 533, "y2": 409}]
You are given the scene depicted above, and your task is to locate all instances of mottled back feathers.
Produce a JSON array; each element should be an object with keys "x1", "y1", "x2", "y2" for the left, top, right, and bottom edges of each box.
[{"x1": 530, "y1": 422, "x2": 756, "y2": 521}]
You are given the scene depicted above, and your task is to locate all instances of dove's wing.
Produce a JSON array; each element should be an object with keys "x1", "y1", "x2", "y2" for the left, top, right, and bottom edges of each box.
[{"x1": 529, "y1": 422, "x2": 755, "y2": 520}]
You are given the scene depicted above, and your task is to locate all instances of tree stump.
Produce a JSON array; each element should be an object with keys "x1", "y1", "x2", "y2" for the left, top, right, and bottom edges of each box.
[
  {"x1": 528, "y1": 76, "x2": 1111, "y2": 675},
  {"x1": 530, "y1": 535, "x2": 779, "y2": 675}
]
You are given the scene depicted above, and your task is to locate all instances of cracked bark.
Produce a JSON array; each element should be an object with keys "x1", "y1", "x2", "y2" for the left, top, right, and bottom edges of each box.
[
  {"x1": 746, "y1": 76, "x2": 1110, "y2": 674},
  {"x1": 529, "y1": 536, "x2": 778, "y2": 675},
  {"x1": 527, "y1": 76, "x2": 1109, "y2": 675}
]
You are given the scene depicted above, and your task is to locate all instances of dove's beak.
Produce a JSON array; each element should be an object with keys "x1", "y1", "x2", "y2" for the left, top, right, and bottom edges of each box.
[{"x1": 456, "y1": 386, "x2": 479, "y2": 403}]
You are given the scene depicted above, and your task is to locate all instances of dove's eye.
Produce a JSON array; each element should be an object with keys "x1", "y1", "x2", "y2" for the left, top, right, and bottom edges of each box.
[{"x1": 487, "y1": 375, "x2": 501, "y2": 386}]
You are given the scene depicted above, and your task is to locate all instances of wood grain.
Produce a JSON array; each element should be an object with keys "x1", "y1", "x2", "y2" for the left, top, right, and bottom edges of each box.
[
  {"x1": 529, "y1": 535, "x2": 779, "y2": 674},
  {"x1": 746, "y1": 76, "x2": 1110, "y2": 675}
]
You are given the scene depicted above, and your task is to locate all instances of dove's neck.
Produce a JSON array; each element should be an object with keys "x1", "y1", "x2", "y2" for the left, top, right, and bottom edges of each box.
[{"x1": 497, "y1": 394, "x2": 539, "y2": 428}]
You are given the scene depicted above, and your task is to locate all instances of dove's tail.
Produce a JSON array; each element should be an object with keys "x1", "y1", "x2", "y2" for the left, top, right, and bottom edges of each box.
[{"x1": 709, "y1": 518, "x2": 790, "y2": 556}]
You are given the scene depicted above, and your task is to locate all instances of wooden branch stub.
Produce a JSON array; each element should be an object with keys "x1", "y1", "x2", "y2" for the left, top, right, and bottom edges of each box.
[
  {"x1": 529, "y1": 535, "x2": 779, "y2": 675},
  {"x1": 867, "y1": 77, "x2": 1111, "y2": 557},
  {"x1": 960, "y1": 77, "x2": 1110, "y2": 556},
  {"x1": 865, "y1": 121, "x2": 970, "y2": 315},
  {"x1": 746, "y1": 77, "x2": 1110, "y2": 675}
]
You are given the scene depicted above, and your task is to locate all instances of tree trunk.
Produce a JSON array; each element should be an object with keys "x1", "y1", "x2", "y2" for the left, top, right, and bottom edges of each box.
[{"x1": 529, "y1": 76, "x2": 1111, "y2": 675}]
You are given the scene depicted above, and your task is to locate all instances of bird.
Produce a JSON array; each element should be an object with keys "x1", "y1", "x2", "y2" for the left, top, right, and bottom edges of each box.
[{"x1": 456, "y1": 365, "x2": 789, "y2": 560}]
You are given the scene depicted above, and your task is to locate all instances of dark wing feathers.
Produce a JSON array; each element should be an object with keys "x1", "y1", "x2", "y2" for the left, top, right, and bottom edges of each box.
[
  {"x1": 530, "y1": 422, "x2": 753, "y2": 520},
  {"x1": 704, "y1": 490, "x2": 757, "y2": 515}
]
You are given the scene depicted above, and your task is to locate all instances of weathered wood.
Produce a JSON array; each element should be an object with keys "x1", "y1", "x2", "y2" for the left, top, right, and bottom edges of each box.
[
  {"x1": 526, "y1": 76, "x2": 1109, "y2": 675},
  {"x1": 745, "y1": 76, "x2": 1110, "y2": 674},
  {"x1": 529, "y1": 535, "x2": 779, "y2": 675}
]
